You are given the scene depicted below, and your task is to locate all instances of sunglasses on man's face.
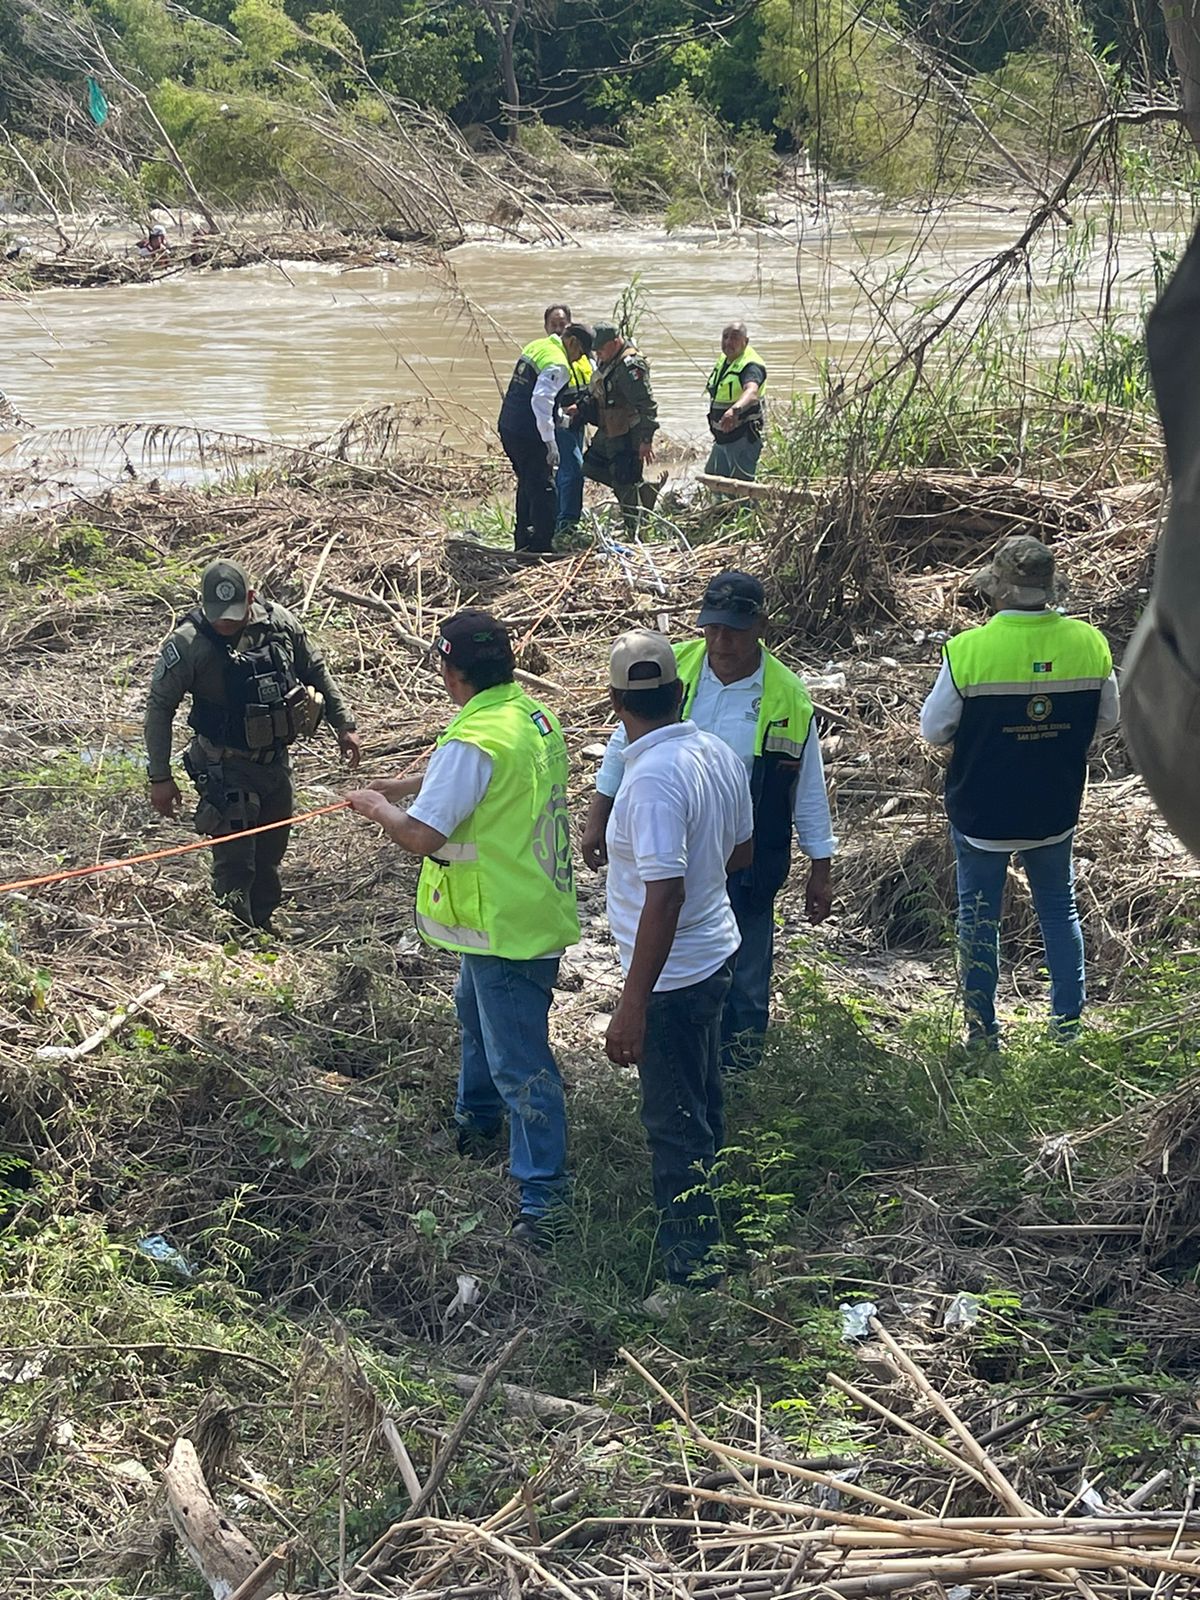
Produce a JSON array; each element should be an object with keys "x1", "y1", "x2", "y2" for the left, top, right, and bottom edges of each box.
[{"x1": 707, "y1": 592, "x2": 761, "y2": 615}]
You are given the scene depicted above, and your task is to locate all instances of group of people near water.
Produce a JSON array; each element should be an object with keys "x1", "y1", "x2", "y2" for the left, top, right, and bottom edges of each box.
[{"x1": 495, "y1": 302, "x2": 768, "y2": 553}]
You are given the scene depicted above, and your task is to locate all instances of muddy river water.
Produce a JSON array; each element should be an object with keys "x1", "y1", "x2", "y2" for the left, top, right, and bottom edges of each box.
[{"x1": 0, "y1": 201, "x2": 1190, "y2": 473}]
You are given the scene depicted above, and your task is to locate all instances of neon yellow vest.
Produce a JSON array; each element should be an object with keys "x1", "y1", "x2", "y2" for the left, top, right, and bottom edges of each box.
[
  {"x1": 521, "y1": 335, "x2": 566, "y2": 371},
  {"x1": 942, "y1": 611, "x2": 1112, "y2": 840},
  {"x1": 707, "y1": 345, "x2": 768, "y2": 408},
  {"x1": 415, "y1": 682, "x2": 580, "y2": 960},
  {"x1": 675, "y1": 638, "x2": 814, "y2": 907},
  {"x1": 567, "y1": 352, "x2": 593, "y2": 391}
]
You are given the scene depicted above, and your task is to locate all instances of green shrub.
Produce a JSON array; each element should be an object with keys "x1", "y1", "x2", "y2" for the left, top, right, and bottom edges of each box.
[{"x1": 604, "y1": 86, "x2": 774, "y2": 227}]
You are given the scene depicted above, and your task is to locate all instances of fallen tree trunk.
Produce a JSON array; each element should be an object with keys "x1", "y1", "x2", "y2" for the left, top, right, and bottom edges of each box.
[{"x1": 163, "y1": 1436, "x2": 270, "y2": 1600}]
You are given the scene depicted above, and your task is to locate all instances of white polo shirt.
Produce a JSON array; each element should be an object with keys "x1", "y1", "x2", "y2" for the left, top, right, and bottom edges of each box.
[{"x1": 605, "y1": 721, "x2": 753, "y2": 992}]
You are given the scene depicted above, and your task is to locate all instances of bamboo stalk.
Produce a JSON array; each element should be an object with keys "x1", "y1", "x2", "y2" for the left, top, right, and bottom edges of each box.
[{"x1": 827, "y1": 1371, "x2": 991, "y2": 1488}]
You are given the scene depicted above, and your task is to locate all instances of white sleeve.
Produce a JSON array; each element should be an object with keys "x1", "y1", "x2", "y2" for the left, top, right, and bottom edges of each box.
[
  {"x1": 407, "y1": 741, "x2": 493, "y2": 837},
  {"x1": 626, "y1": 775, "x2": 689, "y2": 882},
  {"x1": 793, "y1": 729, "x2": 837, "y2": 858},
  {"x1": 531, "y1": 363, "x2": 567, "y2": 445},
  {"x1": 1096, "y1": 669, "x2": 1120, "y2": 735},
  {"x1": 920, "y1": 657, "x2": 962, "y2": 745},
  {"x1": 734, "y1": 758, "x2": 754, "y2": 846},
  {"x1": 595, "y1": 722, "x2": 630, "y2": 797}
]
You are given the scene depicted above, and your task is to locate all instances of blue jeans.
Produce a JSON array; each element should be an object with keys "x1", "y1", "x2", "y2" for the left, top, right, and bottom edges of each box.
[
  {"x1": 555, "y1": 426, "x2": 584, "y2": 529},
  {"x1": 705, "y1": 431, "x2": 762, "y2": 483},
  {"x1": 453, "y1": 954, "x2": 568, "y2": 1216},
  {"x1": 952, "y1": 829, "x2": 1085, "y2": 1039},
  {"x1": 720, "y1": 891, "x2": 775, "y2": 1071},
  {"x1": 637, "y1": 960, "x2": 733, "y2": 1283}
]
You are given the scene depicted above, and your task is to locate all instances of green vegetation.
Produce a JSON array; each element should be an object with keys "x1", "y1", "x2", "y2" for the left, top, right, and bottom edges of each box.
[{"x1": 0, "y1": 0, "x2": 1190, "y2": 218}]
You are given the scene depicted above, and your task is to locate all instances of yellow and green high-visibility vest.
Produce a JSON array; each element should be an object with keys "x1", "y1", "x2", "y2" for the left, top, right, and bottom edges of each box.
[
  {"x1": 675, "y1": 637, "x2": 813, "y2": 908},
  {"x1": 415, "y1": 681, "x2": 580, "y2": 959},
  {"x1": 942, "y1": 610, "x2": 1112, "y2": 839},
  {"x1": 706, "y1": 345, "x2": 767, "y2": 437},
  {"x1": 498, "y1": 336, "x2": 567, "y2": 436}
]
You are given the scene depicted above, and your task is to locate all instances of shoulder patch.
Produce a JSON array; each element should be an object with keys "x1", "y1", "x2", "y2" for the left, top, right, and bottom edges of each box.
[
  {"x1": 161, "y1": 639, "x2": 181, "y2": 669},
  {"x1": 627, "y1": 363, "x2": 646, "y2": 382},
  {"x1": 530, "y1": 709, "x2": 553, "y2": 737}
]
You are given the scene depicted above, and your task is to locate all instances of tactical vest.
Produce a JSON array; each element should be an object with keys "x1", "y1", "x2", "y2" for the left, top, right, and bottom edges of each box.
[
  {"x1": 498, "y1": 335, "x2": 566, "y2": 438},
  {"x1": 676, "y1": 638, "x2": 814, "y2": 910},
  {"x1": 415, "y1": 682, "x2": 581, "y2": 960},
  {"x1": 590, "y1": 344, "x2": 646, "y2": 439},
  {"x1": 187, "y1": 605, "x2": 319, "y2": 753},
  {"x1": 706, "y1": 345, "x2": 767, "y2": 440},
  {"x1": 942, "y1": 611, "x2": 1112, "y2": 840}
]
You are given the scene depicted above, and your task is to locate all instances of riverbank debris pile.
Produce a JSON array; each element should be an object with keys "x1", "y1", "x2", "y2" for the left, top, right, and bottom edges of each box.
[{"x1": 4, "y1": 441, "x2": 1200, "y2": 1599}]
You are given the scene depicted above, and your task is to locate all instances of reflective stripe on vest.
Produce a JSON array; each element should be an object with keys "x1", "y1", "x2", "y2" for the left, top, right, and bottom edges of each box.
[
  {"x1": 431, "y1": 841, "x2": 479, "y2": 863},
  {"x1": 415, "y1": 909, "x2": 489, "y2": 949},
  {"x1": 942, "y1": 611, "x2": 1112, "y2": 841},
  {"x1": 706, "y1": 345, "x2": 768, "y2": 408},
  {"x1": 415, "y1": 682, "x2": 581, "y2": 960}
]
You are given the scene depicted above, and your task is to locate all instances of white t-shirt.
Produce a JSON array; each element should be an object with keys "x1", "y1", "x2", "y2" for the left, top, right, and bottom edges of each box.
[
  {"x1": 605, "y1": 721, "x2": 753, "y2": 992},
  {"x1": 596, "y1": 653, "x2": 837, "y2": 860}
]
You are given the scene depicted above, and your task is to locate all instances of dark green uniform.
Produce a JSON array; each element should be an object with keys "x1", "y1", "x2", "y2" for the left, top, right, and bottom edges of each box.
[
  {"x1": 144, "y1": 601, "x2": 356, "y2": 926},
  {"x1": 581, "y1": 342, "x2": 659, "y2": 531}
]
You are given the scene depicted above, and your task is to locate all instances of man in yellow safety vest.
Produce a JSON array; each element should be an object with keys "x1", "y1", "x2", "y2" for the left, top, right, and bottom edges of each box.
[
  {"x1": 921, "y1": 537, "x2": 1119, "y2": 1047},
  {"x1": 347, "y1": 611, "x2": 580, "y2": 1248},
  {"x1": 705, "y1": 321, "x2": 767, "y2": 483}
]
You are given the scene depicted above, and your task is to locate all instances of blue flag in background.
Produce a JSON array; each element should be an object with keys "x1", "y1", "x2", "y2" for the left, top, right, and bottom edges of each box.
[{"x1": 86, "y1": 78, "x2": 108, "y2": 127}]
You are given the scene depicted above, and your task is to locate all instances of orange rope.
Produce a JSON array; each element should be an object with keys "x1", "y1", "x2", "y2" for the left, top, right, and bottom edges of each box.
[{"x1": 0, "y1": 801, "x2": 352, "y2": 896}]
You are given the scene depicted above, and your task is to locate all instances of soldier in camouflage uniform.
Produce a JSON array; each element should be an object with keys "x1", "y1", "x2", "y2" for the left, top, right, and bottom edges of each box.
[
  {"x1": 144, "y1": 559, "x2": 361, "y2": 929},
  {"x1": 575, "y1": 322, "x2": 659, "y2": 532}
]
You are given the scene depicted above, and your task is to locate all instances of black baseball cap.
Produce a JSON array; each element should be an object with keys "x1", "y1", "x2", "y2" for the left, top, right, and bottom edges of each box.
[
  {"x1": 697, "y1": 570, "x2": 766, "y2": 630},
  {"x1": 200, "y1": 559, "x2": 250, "y2": 623},
  {"x1": 434, "y1": 609, "x2": 514, "y2": 673}
]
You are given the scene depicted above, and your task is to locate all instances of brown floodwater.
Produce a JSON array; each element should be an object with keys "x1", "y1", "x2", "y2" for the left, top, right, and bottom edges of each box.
[{"x1": 0, "y1": 201, "x2": 1188, "y2": 483}]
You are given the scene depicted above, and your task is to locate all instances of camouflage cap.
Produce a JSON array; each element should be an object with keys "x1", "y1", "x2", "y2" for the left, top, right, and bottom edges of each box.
[
  {"x1": 593, "y1": 321, "x2": 621, "y2": 346},
  {"x1": 972, "y1": 535, "x2": 1056, "y2": 607}
]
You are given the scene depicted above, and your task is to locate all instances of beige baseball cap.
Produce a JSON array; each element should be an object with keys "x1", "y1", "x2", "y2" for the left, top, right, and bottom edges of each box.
[{"x1": 609, "y1": 629, "x2": 678, "y2": 690}]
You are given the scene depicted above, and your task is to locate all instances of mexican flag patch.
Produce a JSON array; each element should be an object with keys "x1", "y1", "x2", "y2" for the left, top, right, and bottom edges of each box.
[
  {"x1": 1033, "y1": 661, "x2": 1053, "y2": 673},
  {"x1": 530, "y1": 710, "x2": 553, "y2": 736}
]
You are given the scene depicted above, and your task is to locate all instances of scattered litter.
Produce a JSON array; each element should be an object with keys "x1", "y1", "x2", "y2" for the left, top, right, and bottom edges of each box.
[
  {"x1": 136, "y1": 1234, "x2": 195, "y2": 1281},
  {"x1": 1077, "y1": 1477, "x2": 1107, "y2": 1514},
  {"x1": 818, "y1": 1465, "x2": 862, "y2": 1509},
  {"x1": 0, "y1": 1353, "x2": 46, "y2": 1383},
  {"x1": 946, "y1": 1586, "x2": 974, "y2": 1599},
  {"x1": 839, "y1": 1300, "x2": 878, "y2": 1339},
  {"x1": 112, "y1": 1459, "x2": 154, "y2": 1490},
  {"x1": 943, "y1": 1292, "x2": 982, "y2": 1330},
  {"x1": 445, "y1": 1273, "x2": 481, "y2": 1319}
]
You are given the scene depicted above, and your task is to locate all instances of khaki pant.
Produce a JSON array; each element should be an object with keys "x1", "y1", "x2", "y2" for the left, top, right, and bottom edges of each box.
[{"x1": 189, "y1": 742, "x2": 295, "y2": 927}]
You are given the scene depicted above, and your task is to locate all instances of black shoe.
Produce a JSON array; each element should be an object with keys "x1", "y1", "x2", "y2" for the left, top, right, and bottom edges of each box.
[{"x1": 511, "y1": 1213, "x2": 553, "y2": 1252}]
